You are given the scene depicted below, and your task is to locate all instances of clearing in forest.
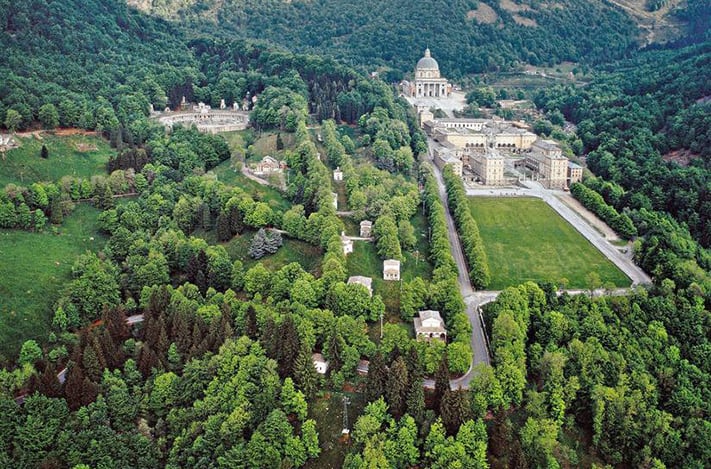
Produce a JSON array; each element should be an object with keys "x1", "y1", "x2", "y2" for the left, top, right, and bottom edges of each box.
[
  {"x1": 0, "y1": 204, "x2": 105, "y2": 359},
  {"x1": 468, "y1": 197, "x2": 630, "y2": 289},
  {"x1": 0, "y1": 133, "x2": 114, "y2": 187}
]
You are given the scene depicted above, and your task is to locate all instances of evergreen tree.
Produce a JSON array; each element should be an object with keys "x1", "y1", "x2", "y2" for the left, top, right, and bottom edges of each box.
[
  {"x1": 64, "y1": 361, "x2": 88, "y2": 411},
  {"x1": 249, "y1": 228, "x2": 268, "y2": 259},
  {"x1": 406, "y1": 378, "x2": 426, "y2": 425},
  {"x1": 294, "y1": 347, "x2": 319, "y2": 399},
  {"x1": 82, "y1": 342, "x2": 104, "y2": 382},
  {"x1": 216, "y1": 211, "x2": 232, "y2": 241},
  {"x1": 265, "y1": 230, "x2": 283, "y2": 254},
  {"x1": 38, "y1": 363, "x2": 62, "y2": 398},
  {"x1": 440, "y1": 389, "x2": 473, "y2": 435},
  {"x1": 386, "y1": 356, "x2": 409, "y2": 418},
  {"x1": 229, "y1": 205, "x2": 244, "y2": 234},
  {"x1": 325, "y1": 324, "x2": 344, "y2": 373},
  {"x1": 40, "y1": 144, "x2": 49, "y2": 159},
  {"x1": 49, "y1": 196, "x2": 63, "y2": 225},
  {"x1": 171, "y1": 310, "x2": 192, "y2": 354},
  {"x1": 277, "y1": 316, "x2": 301, "y2": 378},
  {"x1": 103, "y1": 305, "x2": 130, "y2": 343},
  {"x1": 365, "y1": 350, "x2": 387, "y2": 402},
  {"x1": 434, "y1": 353, "x2": 450, "y2": 410},
  {"x1": 97, "y1": 183, "x2": 115, "y2": 210},
  {"x1": 261, "y1": 316, "x2": 279, "y2": 359},
  {"x1": 81, "y1": 377, "x2": 99, "y2": 406},
  {"x1": 138, "y1": 344, "x2": 160, "y2": 378},
  {"x1": 244, "y1": 304, "x2": 259, "y2": 339}
]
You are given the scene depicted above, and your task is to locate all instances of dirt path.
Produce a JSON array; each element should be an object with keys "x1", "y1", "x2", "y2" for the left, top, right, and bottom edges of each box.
[{"x1": 556, "y1": 192, "x2": 620, "y2": 242}]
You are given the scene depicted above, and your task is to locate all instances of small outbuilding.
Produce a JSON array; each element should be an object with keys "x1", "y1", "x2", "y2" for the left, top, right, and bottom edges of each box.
[
  {"x1": 360, "y1": 220, "x2": 372, "y2": 238},
  {"x1": 312, "y1": 353, "x2": 329, "y2": 374},
  {"x1": 341, "y1": 231, "x2": 353, "y2": 255},
  {"x1": 348, "y1": 276, "x2": 373, "y2": 297},
  {"x1": 333, "y1": 167, "x2": 343, "y2": 181},
  {"x1": 383, "y1": 259, "x2": 401, "y2": 281}
]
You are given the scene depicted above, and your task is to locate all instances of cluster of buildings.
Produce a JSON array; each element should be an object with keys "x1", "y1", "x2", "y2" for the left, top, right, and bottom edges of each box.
[
  {"x1": 423, "y1": 116, "x2": 582, "y2": 190},
  {"x1": 403, "y1": 48, "x2": 582, "y2": 190}
]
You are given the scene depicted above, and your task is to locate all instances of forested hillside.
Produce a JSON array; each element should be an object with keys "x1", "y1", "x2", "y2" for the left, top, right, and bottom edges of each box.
[
  {"x1": 0, "y1": 0, "x2": 198, "y2": 131},
  {"x1": 127, "y1": 0, "x2": 642, "y2": 77}
]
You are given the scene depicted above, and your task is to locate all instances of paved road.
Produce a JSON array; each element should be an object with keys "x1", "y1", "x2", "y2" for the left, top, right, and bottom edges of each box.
[
  {"x1": 427, "y1": 140, "x2": 492, "y2": 390},
  {"x1": 465, "y1": 183, "x2": 651, "y2": 286}
]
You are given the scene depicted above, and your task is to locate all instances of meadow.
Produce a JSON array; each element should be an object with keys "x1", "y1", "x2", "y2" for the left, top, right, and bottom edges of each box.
[
  {"x1": 0, "y1": 133, "x2": 114, "y2": 187},
  {"x1": 468, "y1": 197, "x2": 630, "y2": 289},
  {"x1": 0, "y1": 204, "x2": 105, "y2": 359}
]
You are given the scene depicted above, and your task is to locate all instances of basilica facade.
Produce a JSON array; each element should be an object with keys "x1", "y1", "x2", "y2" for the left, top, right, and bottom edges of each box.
[{"x1": 403, "y1": 48, "x2": 451, "y2": 98}]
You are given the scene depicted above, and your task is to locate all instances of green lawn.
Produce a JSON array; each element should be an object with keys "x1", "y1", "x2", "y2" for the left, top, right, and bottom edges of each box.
[
  {"x1": 210, "y1": 159, "x2": 291, "y2": 212},
  {"x1": 214, "y1": 229, "x2": 323, "y2": 275},
  {"x1": 345, "y1": 217, "x2": 433, "y2": 315},
  {"x1": 0, "y1": 133, "x2": 114, "y2": 187},
  {"x1": 0, "y1": 204, "x2": 105, "y2": 360},
  {"x1": 468, "y1": 197, "x2": 630, "y2": 289}
]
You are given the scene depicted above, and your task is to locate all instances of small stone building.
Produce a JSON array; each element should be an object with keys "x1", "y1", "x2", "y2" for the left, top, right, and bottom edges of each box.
[
  {"x1": 347, "y1": 276, "x2": 373, "y2": 296},
  {"x1": 360, "y1": 220, "x2": 372, "y2": 238},
  {"x1": 383, "y1": 259, "x2": 401, "y2": 281},
  {"x1": 414, "y1": 310, "x2": 447, "y2": 342},
  {"x1": 341, "y1": 231, "x2": 353, "y2": 255},
  {"x1": 312, "y1": 353, "x2": 329, "y2": 374},
  {"x1": 254, "y1": 155, "x2": 283, "y2": 176},
  {"x1": 333, "y1": 167, "x2": 343, "y2": 181}
]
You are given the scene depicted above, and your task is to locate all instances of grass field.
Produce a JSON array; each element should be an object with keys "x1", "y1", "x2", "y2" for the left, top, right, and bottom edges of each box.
[
  {"x1": 0, "y1": 133, "x2": 114, "y2": 187},
  {"x1": 468, "y1": 197, "x2": 630, "y2": 289},
  {"x1": 210, "y1": 159, "x2": 291, "y2": 212},
  {"x1": 210, "y1": 229, "x2": 323, "y2": 275},
  {"x1": 0, "y1": 204, "x2": 105, "y2": 359}
]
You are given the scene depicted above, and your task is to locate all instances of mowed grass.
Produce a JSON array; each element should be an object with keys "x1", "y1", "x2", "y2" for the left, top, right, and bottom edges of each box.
[
  {"x1": 0, "y1": 204, "x2": 105, "y2": 359},
  {"x1": 0, "y1": 133, "x2": 114, "y2": 186},
  {"x1": 468, "y1": 197, "x2": 630, "y2": 289},
  {"x1": 210, "y1": 159, "x2": 291, "y2": 212}
]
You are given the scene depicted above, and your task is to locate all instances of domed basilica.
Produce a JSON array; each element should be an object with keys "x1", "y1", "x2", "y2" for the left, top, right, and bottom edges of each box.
[{"x1": 403, "y1": 48, "x2": 451, "y2": 98}]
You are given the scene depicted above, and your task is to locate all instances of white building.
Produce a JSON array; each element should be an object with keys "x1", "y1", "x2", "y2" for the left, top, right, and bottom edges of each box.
[
  {"x1": 341, "y1": 231, "x2": 353, "y2": 255},
  {"x1": 383, "y1": 259, "x2": 401, "y2": 281},
  {"x1": 333, "y1": 167, "x2": 343, "y2": 181},
  {"x1": 312, "y1": 353, "x2": 329, "y2": 374},
  {"x1": 253, "y1": 155, "x2": 283, "y2": 176},
  {"x1": 414, "y1": 310, "x2": 447, "y2": 342},
  {"x1": 348, "y1": 276, "x2": 373, "y2": 296},
  {"x1": 405, "y1": 49, "x2": 451, "y2": 98}
]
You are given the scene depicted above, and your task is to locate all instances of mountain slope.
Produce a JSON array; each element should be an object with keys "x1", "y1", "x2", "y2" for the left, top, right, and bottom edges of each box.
[{"x1": 126, "y1": 0, "x2": 643, "y2": 77}]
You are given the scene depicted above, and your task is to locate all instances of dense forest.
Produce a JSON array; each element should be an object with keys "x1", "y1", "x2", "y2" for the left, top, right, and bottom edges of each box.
[{"x1": 129, "y1": 0, "x2": 642, "y2": 77}]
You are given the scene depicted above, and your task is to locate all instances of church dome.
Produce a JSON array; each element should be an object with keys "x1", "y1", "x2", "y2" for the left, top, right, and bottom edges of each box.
[{"x1": 416, "y1": 48, "x2": 439, "y2": 70}]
